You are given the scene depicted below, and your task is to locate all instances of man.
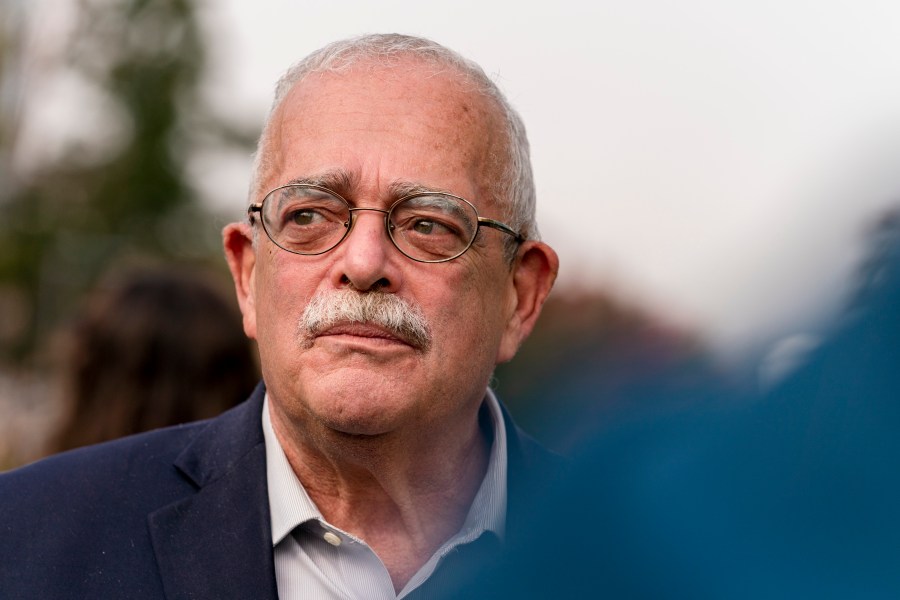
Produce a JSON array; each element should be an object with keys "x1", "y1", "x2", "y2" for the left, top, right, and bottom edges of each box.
[{"x1": 0, "y1": 34, "x2": 559, "y2": 598}]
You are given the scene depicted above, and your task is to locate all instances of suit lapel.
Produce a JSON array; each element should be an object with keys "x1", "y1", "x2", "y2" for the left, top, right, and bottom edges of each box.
[{"x1": 148, "y1": 385, "x2": 279, "y2": 600}]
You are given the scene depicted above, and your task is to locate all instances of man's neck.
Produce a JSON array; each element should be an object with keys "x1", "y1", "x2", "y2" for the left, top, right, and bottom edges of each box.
[{"x1": 268, "y1": 400, "x2": 491, "y2": 591}]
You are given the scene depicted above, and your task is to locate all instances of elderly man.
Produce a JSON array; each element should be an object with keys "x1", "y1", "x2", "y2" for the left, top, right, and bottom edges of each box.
[{"x1": 0, "y1": 34, "x2": 559, "y2": 598}]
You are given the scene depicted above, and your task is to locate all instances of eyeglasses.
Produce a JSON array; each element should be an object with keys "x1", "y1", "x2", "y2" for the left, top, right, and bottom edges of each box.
[{"x1": 248, "y1": 184, "x2": 524, "y2": 263}]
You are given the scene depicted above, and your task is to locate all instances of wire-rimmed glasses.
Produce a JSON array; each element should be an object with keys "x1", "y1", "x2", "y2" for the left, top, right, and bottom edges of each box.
[{"x1": 248, "y1": 184, "x2": 524, "y2": 263}]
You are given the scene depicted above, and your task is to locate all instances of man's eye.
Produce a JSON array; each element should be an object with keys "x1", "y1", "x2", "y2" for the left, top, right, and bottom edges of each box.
[
  {"x1": 410, "y1": 219, "x2": 455, "y2": 236},
  {"x1": 289, "y1": 209, "x2": 322, "y2": 226},
  {"x1": 413, "y1": 220, "x2": 436, "y2": 234}
]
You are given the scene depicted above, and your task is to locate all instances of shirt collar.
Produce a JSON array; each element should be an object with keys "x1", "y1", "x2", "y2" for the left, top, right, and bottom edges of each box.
[
  {"x1": 262, "y1": 389, "x2": 508, "y2": 547},
  {"x1": 262, "y1": 395, "x2": 323, "y2": 545}
]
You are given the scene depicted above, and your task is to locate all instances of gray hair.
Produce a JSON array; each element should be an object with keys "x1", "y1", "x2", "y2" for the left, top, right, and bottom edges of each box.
[
  {"x1": 249, "y1": 33, "x2": 539, "y2": 251},
  {"x1": 299, "y1": 288, "x2": 432, "y2": 351}
]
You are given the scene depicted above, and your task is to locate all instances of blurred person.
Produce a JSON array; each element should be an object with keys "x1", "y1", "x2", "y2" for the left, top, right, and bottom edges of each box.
[
  {"x1": 50, "y1": 266, "x2": 259, "y2": 453},
  {"x1": 0, "y1": 34, "x2": 560, "y2": 598},
  {"x1": 456, "y1": 217, "x2": 900, "y2": 598}
]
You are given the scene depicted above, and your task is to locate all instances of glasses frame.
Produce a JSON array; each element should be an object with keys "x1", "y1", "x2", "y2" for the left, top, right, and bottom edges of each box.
[{"x1": 248, "y1": 183, "x2": 525, "y2": 263}]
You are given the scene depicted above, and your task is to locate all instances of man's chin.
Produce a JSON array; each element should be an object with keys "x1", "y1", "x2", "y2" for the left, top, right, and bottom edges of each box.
[
  {"x1": 316, "y1": 410, "x2": 403, "y2": 439},
  {"x1": 305, "y1": 390, "x2": 415, "y2": 436}
]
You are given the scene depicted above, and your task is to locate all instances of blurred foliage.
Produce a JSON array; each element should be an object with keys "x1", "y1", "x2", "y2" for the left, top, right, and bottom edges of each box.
[
  {"x1": 0, "y1": 0, "x2": 255, "y2": 364},
  {"x1": 495, "y1": 290, "x2": 725, "y2": 452},
  {"x1": 499, "y1": 206, "x2": 900, "y2": 453}
]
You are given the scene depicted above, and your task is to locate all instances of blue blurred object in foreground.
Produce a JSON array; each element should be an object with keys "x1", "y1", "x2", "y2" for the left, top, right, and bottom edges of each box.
[{"x1": 459, "y1": 227, "x2": 900, "y2": 598}]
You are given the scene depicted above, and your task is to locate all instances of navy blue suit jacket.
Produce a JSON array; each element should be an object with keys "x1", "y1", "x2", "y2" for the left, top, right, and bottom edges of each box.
[{"x1": 0, "y1": 383, "x2": 560, "y2": 599}]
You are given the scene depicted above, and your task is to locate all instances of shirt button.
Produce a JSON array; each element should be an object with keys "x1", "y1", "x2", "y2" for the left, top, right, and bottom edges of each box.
[{"x1": 323, "y1": 531, "x2": 342, "y2": 546}]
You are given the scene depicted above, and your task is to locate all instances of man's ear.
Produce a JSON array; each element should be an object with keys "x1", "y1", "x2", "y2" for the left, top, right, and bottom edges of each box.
[
  {"x1": 497, "y1": 241, "x2": 559, "y2": 363},
  {"x1": 223, "y1": 222, "x2": 258, "y2": 339}
]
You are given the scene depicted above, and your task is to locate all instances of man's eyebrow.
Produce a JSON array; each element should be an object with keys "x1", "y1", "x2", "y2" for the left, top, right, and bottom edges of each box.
[
  {"x1": 280, "y1": 174, "x2": 457, "y2": 202},
  {"x1": 284, "y1": 170, "x2": 356, "y2": 194},
  {"x1": 389, "y1": 181, "x2": 456, "y2": 198}
]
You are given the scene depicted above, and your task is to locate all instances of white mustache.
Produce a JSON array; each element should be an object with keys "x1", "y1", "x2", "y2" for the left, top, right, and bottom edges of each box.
[{"x1": 299, "y1": 289, "x2": 432, "y2": 350}]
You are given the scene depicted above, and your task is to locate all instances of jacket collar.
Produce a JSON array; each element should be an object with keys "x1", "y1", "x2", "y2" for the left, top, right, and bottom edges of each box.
[
  {"x1": 144, "y1": 384, "x2": 560, "y2": 599},
  {"x1": 148, "y1": 383, "x2": 279, "y2": 599}
]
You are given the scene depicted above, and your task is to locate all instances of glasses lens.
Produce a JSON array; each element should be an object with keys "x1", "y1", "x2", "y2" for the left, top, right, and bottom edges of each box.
[
  {"x1": 262, "y1": 186, "x2": 349, "y2": 255},
  {"x1": 389, "y1": 194, "x2": 478, "y2": 261}
]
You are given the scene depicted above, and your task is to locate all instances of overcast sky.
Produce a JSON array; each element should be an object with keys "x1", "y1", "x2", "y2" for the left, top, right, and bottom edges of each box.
[{"x1": 18, "y1": 0, "x2": 900, "y2": 357}]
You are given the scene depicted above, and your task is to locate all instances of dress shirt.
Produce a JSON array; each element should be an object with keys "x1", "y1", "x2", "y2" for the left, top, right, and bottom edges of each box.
[{"x1": 262, "y1": 391, "x2": 508, "y2": 600}]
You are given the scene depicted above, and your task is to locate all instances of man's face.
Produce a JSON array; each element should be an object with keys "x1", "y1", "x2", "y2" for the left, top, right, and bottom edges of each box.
[{"x1": 229, "y1": 60, "x2": 538, "y2": 438}]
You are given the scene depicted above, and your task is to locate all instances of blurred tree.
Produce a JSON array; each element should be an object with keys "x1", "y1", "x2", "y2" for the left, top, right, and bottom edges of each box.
[
  {"x1": 0, "y1": 0, "x2": 255, "y2": 364},
  {"x1": 494, "y1": 289, "x2": 724, "y2": 452}
]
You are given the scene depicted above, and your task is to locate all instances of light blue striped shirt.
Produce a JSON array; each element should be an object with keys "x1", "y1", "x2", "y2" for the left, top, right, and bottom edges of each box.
[{"x1": 262, "y1": 391, "x2": 508, "y2": 599}]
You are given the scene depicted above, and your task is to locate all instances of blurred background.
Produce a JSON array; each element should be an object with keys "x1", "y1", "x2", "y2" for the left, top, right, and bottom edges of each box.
[{"x1": 2, "y1": 0, "x2": 900, "y2": 467}]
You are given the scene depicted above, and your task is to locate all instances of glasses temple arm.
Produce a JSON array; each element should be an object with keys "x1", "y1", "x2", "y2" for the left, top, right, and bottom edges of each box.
[{"x1": 478, "y1": 217, "x2": 525, "y2": 244}]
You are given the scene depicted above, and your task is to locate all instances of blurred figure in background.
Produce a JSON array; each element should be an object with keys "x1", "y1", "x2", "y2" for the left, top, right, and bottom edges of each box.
[
  {"x1": 49, "y1": 265, "x2": 259, "y2": 453},
  {"x1": 456, "y1": 210, "x2": 900, "y2": 598}
]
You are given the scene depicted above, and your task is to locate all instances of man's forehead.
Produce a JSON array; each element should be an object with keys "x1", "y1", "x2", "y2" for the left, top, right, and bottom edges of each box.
[{"x1": 263, "y1": 60, "x2": 508, "y2": 205}]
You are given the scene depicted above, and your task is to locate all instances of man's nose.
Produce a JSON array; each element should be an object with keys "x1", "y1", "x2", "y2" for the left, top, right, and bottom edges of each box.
[{"x1": 333, "y1": 209, "x2": 400, "y2": 292}]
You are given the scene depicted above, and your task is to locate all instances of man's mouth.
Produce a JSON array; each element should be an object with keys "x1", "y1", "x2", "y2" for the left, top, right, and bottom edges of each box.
[{"x1": 315, "y1": 321, "x2": 412, "y2": 346}]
